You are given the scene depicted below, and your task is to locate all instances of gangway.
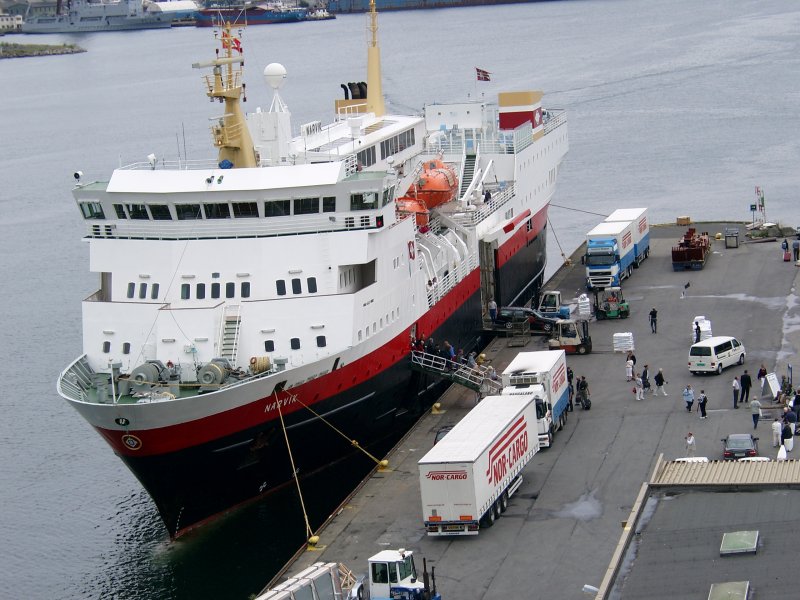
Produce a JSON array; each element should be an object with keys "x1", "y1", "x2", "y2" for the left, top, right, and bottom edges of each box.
[{"x1": 410, "y1": 350, "x2": 502, "y2": 394}]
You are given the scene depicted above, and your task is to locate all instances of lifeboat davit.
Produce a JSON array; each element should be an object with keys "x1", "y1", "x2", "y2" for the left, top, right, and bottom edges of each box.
[{"x1": 396, "y1": 158, "x2": 459, "y2": 226}]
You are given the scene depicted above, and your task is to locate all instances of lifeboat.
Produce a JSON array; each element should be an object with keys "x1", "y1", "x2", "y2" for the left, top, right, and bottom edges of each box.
[{"x1": 396, "y1": 158, "x2": 459, "y2": 226}]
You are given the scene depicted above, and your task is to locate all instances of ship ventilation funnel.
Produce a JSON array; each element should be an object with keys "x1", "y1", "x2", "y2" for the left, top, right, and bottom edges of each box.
[
  {"x1": 340, "y1": 83, "x2": 350, "y2": 100},
  {"x1": 348, "y1": 82, "x2": 361, "y2": 99},
  {"x1": 357, "y1": 82, "x2": 367, "y2": 100}
]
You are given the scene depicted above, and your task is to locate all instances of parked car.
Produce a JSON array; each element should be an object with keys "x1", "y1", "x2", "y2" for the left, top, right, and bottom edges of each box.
[
  {"x1": 721, "y1": 433, "x2": 759, "y2": 460},
  {"x1": 495, "y1": 306, "x2": 559, "y2": 334}
]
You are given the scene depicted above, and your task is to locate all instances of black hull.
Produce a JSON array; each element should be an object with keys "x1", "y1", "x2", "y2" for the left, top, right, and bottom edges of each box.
[{"x1": 120, "y1": 227, "x2": 547, "y2": 538}]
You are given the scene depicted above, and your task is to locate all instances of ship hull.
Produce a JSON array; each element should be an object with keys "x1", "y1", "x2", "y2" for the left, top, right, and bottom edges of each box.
[
  {"x1": 93, "y1": 222, "x2": 547, "y2": 538},
  {"x1": 195, "y1": 8, "x2": 307, "y2": 27},
  {"x1": 328, "y1": 0, "x2": 544, "y2": 14},
  {"x1": 21, "y1": 16, "x2": 173, "y2": 33}
]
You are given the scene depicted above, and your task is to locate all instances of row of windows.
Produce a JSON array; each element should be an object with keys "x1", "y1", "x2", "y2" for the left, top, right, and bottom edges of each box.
[
  {"x1": 181, "y1": 282, "x2": 251, "y2": 300},
  {"x1": 357, "y1": 145, "x2": 377, "y2": 168},
  {"x1": 380, "y1": 129, "x2": 415, "y2": 160},
  {"x1": 356, "y1": 308, "x2": 400, "y2": 342},
  {"x1": 127, "y1": 282, "x2": 161, "y2": 300},
  {"x1": 102, "y1": 341, "x2": 132, "y2": 354},
  {"x1": 277, "y1": 277, "x2": 318, "y2": 296},
  {"x1": 264, "y1": 336, "x2": 326, "y2": 352}
]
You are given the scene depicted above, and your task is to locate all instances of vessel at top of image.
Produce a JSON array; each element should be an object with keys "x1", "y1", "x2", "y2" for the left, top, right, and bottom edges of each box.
[
  {"x1": 21, "y1": 0, "x2": 200, "y2": 33},
  {"x1": 328, "y1": 0, "x2": 543, "y2": 13},
  {"x1": 58, "y1": 0, "x2": 568, "y2": 538},
  {"x1": 195, "y1": 1, "x2": 307, "y2": 27}
]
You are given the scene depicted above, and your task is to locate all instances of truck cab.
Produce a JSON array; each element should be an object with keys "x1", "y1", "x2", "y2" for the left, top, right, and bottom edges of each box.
[
  {"x1": 368, "y1": 549, "x2": 438, "y2": 600},
  {"x1": 537, "y1": 290, "x2": 571, "y2": 319}
]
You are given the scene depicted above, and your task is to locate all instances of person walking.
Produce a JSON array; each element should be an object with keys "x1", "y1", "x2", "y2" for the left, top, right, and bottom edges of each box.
[
  {"x1": 694, "y1": 321, "x2": 701, "y2": 343},
  {"x1": 772, "y1": 418, "x2": 783, "y2": 447},
  {"x1": 567, "y1": 380, "x2": 574, "y2": 412},
  {"x1": 634, "y1": 372, "x2": 644, "y2": 400},
  {"x1": 487, "y1": 298, "x2": 498, "y2": 324},
  {"x1": 625, "y1": 357, "x2": 634, "y2": 381},
  {"x1": 577, "y1": 376, "x2": 590, "y2": 408},
  {"x1": 649, "y1": 307, "x2": 658, "y2": 333},
  {"x1": 793, "y1": 238, "x2": 800, "y2": 262},
  {"x1": 654, "y1": 368, "x2": 668, "y2": 396},
  {"x1": 641, "y1": 365, "x2": 651, "y2": 394},
  {"x1": 781, "y1": 237, "x2": 789, "y2": 258},
  {"x1": 757, "y1": 364, "x2": 768, "y2": 396},
  {"x1": 740, "y1": 370, "x2": 752, "y2": 403},
  {"x1": 697, "y1": 390, "x2": 708, "y2": 419},
  {"x1": 750, "y1": 398, "x2": 762, "y2": 429},
  {"x1": 783, "y1": 406, "x2": 797, "y2": 432},
  {"x1": 732, "y1": 376, "x2": 741, "y2": 408},
  {"x1": 683, "y1": 385, "x2": 695, "y2": 412},
  {"x1": 627, "y1": 351, "x2": 637, "y2": 367},
  {"x1": 782, "y1": 421, "x2": 794, "y2": 452},
  {"x1": 685, "y1": 431, "x2": 696, "y2": 456}
]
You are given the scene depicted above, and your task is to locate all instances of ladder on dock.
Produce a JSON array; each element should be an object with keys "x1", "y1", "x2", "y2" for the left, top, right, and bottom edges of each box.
[{"x1": 410, "y1": 350, "x2": 502, "y2": 394}]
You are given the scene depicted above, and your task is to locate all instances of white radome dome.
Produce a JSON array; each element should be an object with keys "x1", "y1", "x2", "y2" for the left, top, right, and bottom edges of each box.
[{"x1": 264, "y1": 63, "x2": 287, "y2": 90}]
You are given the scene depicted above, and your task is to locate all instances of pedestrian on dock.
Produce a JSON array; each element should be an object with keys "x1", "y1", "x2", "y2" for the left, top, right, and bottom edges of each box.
[
  {"x1": 683, "y1": 385, "x2": 695, "y2": 412},
  {"x1": 694, "y1": 321, "x2": 701, "y2": 343},
  {"x1": 625, "y1": 357, "x2": 634, "y2": 382},
  {"x1": 740, "y1": 370, "x2": 752, "y2": 403},
  {"x1": 697, "y1": 390, "x2": 708, "y2": 419},
  {"x1": 685, "y1": 431, "x2": 696, "y2": 456},
  {"x1": 487, "y1": 298, "x2": 498, "y2": 324},
  {"x1": 793, "y1": 238, "x2": 800, "y2": 262},
  {"x1": 577, "y1": 376, "x2": 590, "y2": 408},
  {"x1": 467, "y1": 352, "x2": 477, "y2": 369},
  {"x1": 567, "y1": 380, "x2": 574, "y2": 412},
  {"x1": 772, "y1": 418, "x2": 783, "y2": 447},
  {"x1": 732, "y1": 376, "x2": 741, "y2": 408},
  {"x1": 649, "y1": 307, "x2": 658, "y2": 333},
  {"x1": 567, "y1": 366, "x2": 574, "y2": 387},
  {"x1": 781, "y1": 238, "x2": 789, "y2": 257},
  {"x1": 634, "y1": 372, "x2": 644, "y2": 400},
  {"x1": 654, "y1": 368, "x2": 668, "y2": 396},
  {"x1": 783, "y1": 406, "x2": 797, "y2": 433},
  {"x1": 641, "y1": 365, "x2": 651, "y2": 394},
  {"x1": 627, "y1": 351, "x2": 637, "y2": 367},
  {"x1": 750, "y1": 398, "x2": 762, "y2": 429},
  {"x1": 782, "y1": 422, "x2": 794, "y2": 452},
  {"x1": 757, "y1": 364, "x2": 768, "y2": 395}
]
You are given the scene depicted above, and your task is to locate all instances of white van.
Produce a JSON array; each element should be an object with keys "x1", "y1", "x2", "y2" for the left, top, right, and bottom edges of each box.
[{"x1": 688, "y1": 336, "x2": 745, "y2": 374}]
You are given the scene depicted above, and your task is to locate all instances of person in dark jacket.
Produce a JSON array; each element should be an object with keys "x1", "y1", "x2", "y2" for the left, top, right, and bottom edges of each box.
[
  {"x1": 782, "y1": 422, "x2": 794, "y2": 452},
  {"x1": 740, "y1": 370, "x2": 752, "y2": 403}
]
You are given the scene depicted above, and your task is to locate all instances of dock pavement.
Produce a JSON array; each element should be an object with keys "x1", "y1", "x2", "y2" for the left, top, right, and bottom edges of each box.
[{"x1": 269, "y1": 222, "x2": 800, "y2": 599}]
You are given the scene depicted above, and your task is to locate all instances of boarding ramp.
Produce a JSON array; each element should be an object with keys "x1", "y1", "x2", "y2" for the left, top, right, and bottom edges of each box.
[{"x1": 410, "y1": 350, "x2": 502, "y2": 394}]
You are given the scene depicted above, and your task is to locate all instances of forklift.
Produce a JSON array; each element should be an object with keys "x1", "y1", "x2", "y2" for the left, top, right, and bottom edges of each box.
[
  {"x1": 548, "y1": 319, "x2": 592, "y2": 355},
  {"x1": 593, "y1": 286, "x2": 629, "y2": 320}
]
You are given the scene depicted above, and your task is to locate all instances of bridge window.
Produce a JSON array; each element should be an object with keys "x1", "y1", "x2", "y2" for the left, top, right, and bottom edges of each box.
[
  {"x1": 264, "y1": 200, "x2": 291, "y2": 217},
  {"x1": 226, "y1": 282, "x2": 235, "y2": 298},
  {"x1": 241, "y1": 282, "x2": 250, "y2": 298},
  {"x1": 102, "y1": 341, "x2": 111, "y2": 353},
  {"x1": 232, "y1": 202, "x2": 258, "y2": 218},
  {"x1": 316, "y1": 336, "x2": 326, "y2": 348},
  {"x1": 80, "y1": 202, "x2": 106, "y2": 220},
  {"x1": 264, "y1": 340, "x2": 274, "y2": 352},
  {"x1": 138, "y1": 283, "x2": 147, "y2": 299},
  {"x1": 323, "y1": 196, "x2": 336, "y2": 212},
  {"x1": 122, "y1": 342, "x2": 131, "y2": 355},
  {"x1": 379, "y1": 128, "x2": 415, "y2": 160},
  {"x1": 356, "y1": 145, "x2": 376, "y2": 168},
  {"x1": 294, "y1": 197, "x2": 319, "y2": 215},
  {"x1": 151, "y1": 283, "x2": 159, "y2": 299},
  {"x1": 196, "y1": 283, "x2": 205, "y2": 299},
  {"x1": 276, "y1": 280, "x2": 286, "y2": 296},
  {"x1": 127, "y1": 204, "x2": 149, "y2": 220},
  {"x1": 307, "y1": 277, "x2": 317, "y2": 293},
  {"x1": 181, "y1": 284, "x2": 190, "y2": 300},
  {"x1": 291, "y1": 278, "x2": 301, "y2": 294},
  {"x1": 211, "y1": 282, "x2": 220, "y2": 299},
  {"x1": 127, "y1": 282, "x2": 135, "y2": 298},
  {"x1": 350, "y1": 192, "x2": 378, "y2": 211},
  {"x1": 290, "y1": 338, "x2": 300, "y2": 350},
  {"x1": 382, "y1": 185, "x2": 395, "y2": 207},
  {"x1": 176, "y1": 204, "x2": 202, "y2": 220},
  {"x1": 149, "y1": 205, "x2": 172, "y2": 220},
  {"x1": 203, "y1": 203, "x2": 230, "y2": 219},
  {"x1": 113, "y1": 204, "x2": 127, "y2": 219}
]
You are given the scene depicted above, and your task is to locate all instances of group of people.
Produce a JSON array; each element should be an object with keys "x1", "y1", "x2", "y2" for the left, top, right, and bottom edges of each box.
[
  {"x1": 566, "y1": 366, "x2": 590, "y2": 411},
  {"x1": 625, "y1": 351, "x2": 668, "y2": 400},
  {"x1": 413, "y1": 336, "x2": 482, "y2": 370}
]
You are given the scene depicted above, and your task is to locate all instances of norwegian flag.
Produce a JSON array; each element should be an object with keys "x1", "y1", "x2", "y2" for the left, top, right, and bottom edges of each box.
[{"x1": 476, "y1": 67, "x2": 491, "y2": 82}]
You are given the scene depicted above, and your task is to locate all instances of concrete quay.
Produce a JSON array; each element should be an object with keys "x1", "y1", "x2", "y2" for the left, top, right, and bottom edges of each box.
[{"x1": 269, "y1": 222, "x2": 800, "y2": 599}]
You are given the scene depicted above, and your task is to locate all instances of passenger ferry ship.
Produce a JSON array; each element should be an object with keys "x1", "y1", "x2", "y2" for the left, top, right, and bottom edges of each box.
[{"x1": 58, "y1": 1, "x2": 568, "y2": 538}]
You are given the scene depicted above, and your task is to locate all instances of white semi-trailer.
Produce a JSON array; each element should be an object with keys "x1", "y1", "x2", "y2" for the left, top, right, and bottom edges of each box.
[{"x1": 418, "y1": 394, "x2": 539, "y2": 536}]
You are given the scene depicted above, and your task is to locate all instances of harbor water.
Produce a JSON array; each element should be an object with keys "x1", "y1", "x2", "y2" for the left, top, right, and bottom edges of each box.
[{"x1": 1, "y1": 1, "x2": 799, "y2": 598}]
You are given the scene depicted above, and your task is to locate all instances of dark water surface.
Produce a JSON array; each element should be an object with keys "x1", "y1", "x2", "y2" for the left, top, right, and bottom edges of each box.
[{"x1": 1, "y1": 1, "x2": 799, "y2": 598}]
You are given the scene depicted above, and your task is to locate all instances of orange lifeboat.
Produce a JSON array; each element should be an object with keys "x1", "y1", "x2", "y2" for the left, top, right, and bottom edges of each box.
[{"x1": 396, "y1": 158, "x2": 459, "y2": 226}]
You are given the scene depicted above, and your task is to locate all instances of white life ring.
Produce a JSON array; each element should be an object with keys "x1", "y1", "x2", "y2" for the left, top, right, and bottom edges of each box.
[{"x1": 408, "y1": 240, "x2": 416, "y2": 260}]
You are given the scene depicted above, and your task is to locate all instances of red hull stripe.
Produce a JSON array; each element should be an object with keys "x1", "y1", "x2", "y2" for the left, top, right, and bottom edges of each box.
[
  {"x1": 100, "y1": 268, "x2": 483, "y2": 457},
  {"x1": 496, "y1": 203, "x2": 548, "y2": 268}
]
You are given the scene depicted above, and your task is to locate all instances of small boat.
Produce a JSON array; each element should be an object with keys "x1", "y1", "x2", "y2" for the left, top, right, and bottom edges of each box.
[{"x1": 306, "y1": 7, "x2": 335, "y2": 20}]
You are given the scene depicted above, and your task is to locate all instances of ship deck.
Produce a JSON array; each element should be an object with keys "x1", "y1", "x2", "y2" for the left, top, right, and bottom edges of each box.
[{"x1": 265, "y1": 221, "x2": 800, "y2": 599}]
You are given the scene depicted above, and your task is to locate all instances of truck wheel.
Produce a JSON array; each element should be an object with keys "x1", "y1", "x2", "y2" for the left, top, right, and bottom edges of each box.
[
  {"x1": 481, "y1": 506, "x2": 496, "y2": 528},
  {"x1": 493, "y1": 501, "x2": 501, "y2": 520},
  {"x1": 356, "y1": 586, "x2": 364, "y2": 600},
  {"x1": 505, "y1": 322, "x2": 513, "y2": 329},
  {"x1": 544, "y1": 323, "x2": 553, "y2": 332},
  {"x1": 499, "y1": 491, "x2": 509, "y2": 513},
  {"x1": 577, "y1": 345, "x2": 588, "y2": 355}
]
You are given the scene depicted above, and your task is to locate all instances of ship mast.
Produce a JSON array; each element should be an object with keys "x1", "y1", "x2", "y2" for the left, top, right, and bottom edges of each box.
[
  {"x1": 192, "y1": 23, "x2": 257, "y2": 169},
  {"x1": 365, "y1": 0, "x2": 385, "y2": 118}
]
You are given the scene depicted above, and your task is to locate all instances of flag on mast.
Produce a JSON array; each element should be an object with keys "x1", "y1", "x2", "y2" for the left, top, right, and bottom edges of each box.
[{"x1": 476, "y1": 67, "x2": 491, "y2": 82}]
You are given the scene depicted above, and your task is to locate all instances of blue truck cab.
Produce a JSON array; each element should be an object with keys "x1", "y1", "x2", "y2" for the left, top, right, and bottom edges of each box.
[{"x1": 584, "y1": 220, "x2": 636, "y2": 289}]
